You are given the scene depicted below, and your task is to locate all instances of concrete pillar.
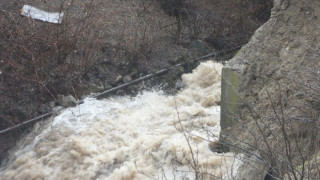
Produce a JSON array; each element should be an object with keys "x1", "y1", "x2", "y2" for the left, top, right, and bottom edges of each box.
[{"x1": 220, "y1": 67, "x2": 241, "y2": 137}]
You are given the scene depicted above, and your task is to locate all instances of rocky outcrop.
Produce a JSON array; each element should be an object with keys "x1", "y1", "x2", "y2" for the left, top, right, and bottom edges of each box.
[
  {"x1": 220, "y1": 0, "x2": 320, "y2": 179},
  {"x1": 57, "y1": 95, "x2": 78, "y2": 108}
]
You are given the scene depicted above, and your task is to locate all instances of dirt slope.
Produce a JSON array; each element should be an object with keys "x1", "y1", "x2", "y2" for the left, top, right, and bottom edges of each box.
[{"x1": 222, "y1": 0, "x2": 320, "y2": 178}]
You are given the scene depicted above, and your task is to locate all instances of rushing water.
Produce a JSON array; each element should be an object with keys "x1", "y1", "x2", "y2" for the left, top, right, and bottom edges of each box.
[{"x1": 0, "y1": 61, "x2": 241, "y2": 180}]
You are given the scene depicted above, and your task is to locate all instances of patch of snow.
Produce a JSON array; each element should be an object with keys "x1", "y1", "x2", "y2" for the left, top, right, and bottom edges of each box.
[{"x1": 21, "y1": 5, "x2": 64, "y2": 24}]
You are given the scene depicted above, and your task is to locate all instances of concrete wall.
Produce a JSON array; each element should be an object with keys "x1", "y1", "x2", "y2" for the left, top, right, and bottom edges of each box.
[{"x1": 220, "y1": 67, "x2": 241, "y2": 134}]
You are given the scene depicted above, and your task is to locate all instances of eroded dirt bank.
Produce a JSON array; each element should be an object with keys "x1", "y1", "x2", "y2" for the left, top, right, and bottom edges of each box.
[{"x1": 221, "y1": 0, "x2": 320, "y2": 179}]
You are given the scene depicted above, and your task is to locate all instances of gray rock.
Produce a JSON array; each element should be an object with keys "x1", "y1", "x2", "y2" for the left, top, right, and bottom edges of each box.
[
  {"x1": 281, "y1": 0, "x2": 290, "y2": 10},
  {"x1": 39, "y1": 104, "x2": 50, "y2": 113},
  {"x1": 122, "y1": 75, "x2": 132, "y2": 83},
  {"x1": 79, "y1": 83, "x2": 104, "y2": 97},
  {"x1": 169, "y1": 55, "x2": 186, "y2": 65},
  {"x1": 52, "y1": 106, "x2": 63, "y2": 115},
  {"x1": 49, "y1": 101, "x2": 56, "y2": 108},
  {"x1": 129, "y1": 68, "x2": 138, "y2": 77},
  {"x1": 115, "y1": 75, "x2": 122, "y2": 83},
  {"x1": 175, "y1": 79, "x2": 184, "y2": 90},
  {"x1": 116, "y1": 90, "x2": 125, "y2": 96},
  {"x1": 190, "y1": 40, "x2": 212, "y2": 55},
  {"x1": 103, "y1": 81, "x2": 112, "y2": 89},
  {"x1": 57, "y1": 95, "x2": 77, "y2": 108}
]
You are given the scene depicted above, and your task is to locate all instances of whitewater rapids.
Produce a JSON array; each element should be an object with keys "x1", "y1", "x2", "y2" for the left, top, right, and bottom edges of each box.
[{"x1": 0, "y1": 61, "x2": 241, "y2": 180}]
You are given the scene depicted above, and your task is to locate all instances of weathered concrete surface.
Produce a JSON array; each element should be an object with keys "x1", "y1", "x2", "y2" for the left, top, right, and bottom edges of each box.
[{"x1": 220, "y1": 67, "x2": 241, "y2": 133}]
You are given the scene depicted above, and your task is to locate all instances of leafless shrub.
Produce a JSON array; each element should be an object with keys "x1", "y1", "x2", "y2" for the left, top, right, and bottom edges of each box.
[
  {"x1": 0, "y1": 0, "x2": 178, "y2": 127},
  {"x1": 158, "y1": 0, "x2": 273, "y2": 48},
  {"x1": 0, "y1": 0, "x2": 102, "y2": 126}
]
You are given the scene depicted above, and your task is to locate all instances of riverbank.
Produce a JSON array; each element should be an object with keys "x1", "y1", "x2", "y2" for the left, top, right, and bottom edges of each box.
[{"x1": 0, "y1": 0, "x2": 272, "y2": 169}]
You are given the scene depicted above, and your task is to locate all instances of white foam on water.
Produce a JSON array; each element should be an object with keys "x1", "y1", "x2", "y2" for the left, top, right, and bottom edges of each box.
[{"x1": 0, "y1": 61, "x2": 241, "y2": 180}]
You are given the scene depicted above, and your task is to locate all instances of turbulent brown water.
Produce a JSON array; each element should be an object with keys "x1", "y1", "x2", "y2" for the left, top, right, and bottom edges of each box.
[{"x1": 0, "y1": 61, "x2": 241, "y2": 180}]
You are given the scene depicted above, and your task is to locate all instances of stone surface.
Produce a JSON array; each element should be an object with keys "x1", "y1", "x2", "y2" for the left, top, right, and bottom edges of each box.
[
  {"x1": 174, "y1": 79, "x2": 184, "y2": 90},
  {"x1": 57, "y1": 95, "x2": 77, "y2": 108},
  {"x1": 122, "y1": 75, "x2": 132, "y2": 83},
  {"x1": 115, "y1": 75, "x2": 122, "y2": 83},
  {"x1": 190, "y1": 40, "x2": 212, "y2": 55},
  {"x1": 78, "y1": 84, "x2": 104, "y2": 97},
  {"x1": 103, "y1": 81, "x2": 112, "y2": 89},
  {"x1": 169, "y1": 55, "x2": 186, "y2": 65}
]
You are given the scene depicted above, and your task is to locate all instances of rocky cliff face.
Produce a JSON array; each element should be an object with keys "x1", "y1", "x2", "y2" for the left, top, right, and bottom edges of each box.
[{"x1": 221, "y1": 0, "x2": 320, "y2": 179}]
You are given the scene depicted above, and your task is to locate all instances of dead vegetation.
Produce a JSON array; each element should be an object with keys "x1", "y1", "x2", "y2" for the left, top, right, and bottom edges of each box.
[
  {"x1": 0, "y1": 0, "x2": 272, "y2": 132},
  {"x1": 158, "y1": 0, "x2": 273, "y2": 48},
  {"x1": 0, "y1": 0, "x2": 177, "y2": 129}
]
